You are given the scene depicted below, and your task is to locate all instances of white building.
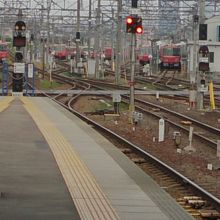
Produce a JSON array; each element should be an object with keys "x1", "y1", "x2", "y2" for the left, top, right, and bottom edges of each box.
[{"x1": 188, "y1": 15, "x2": 220, "y2": 81}]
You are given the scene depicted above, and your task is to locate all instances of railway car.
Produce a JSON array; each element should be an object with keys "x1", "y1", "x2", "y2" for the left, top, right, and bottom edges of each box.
[
  {"x1": 0, "y1": 41, "x2": 8, "y2": 62},
  {"x1": 103, "y1": 47, "x2": 113, "y2": 60},
  {"x1": 137, "y1": 54, "x2": 150, "y2": 65},
  {"x1": 54, "y1": 49, "x2": 69, "y2": 60},
  {"x1": 159, "y1": 44, "x2": 181, "y2": 70},
  {"x1": 136, "y1": 47, "x2": 151, "y2": 66}
]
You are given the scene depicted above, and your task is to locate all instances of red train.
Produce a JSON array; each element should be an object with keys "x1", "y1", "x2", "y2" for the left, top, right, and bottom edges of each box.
[
  {"x1": 54, "y1": 47, "x2": 88, "y2": 60},
  {"x1": 136, "y1": 47, "x2": 151, "y2": 65},
  {"x1": 54, "y1": 49, "x2": 70, "y2": 60},
  {"x1": 137, "y1": 54, "x2": 151, "y2": 65},
  {"x1": 159, "y1": 44, "x2": 181, "y2": 70},
  {"x1": 0, "y1": 41, "x2": 8, "y2": 62}
]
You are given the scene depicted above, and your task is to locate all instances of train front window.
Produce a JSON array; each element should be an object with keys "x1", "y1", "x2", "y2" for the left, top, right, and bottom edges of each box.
[
  {"x1": 164, "y1": 48, "x2": 173, "y2": 56},
  {"x1": 173, "y1": 48, "x2": 180, "y2": 56},
  {"x1": 0, "y1": 45, "x2": 7, "y2": 51},
  {"x1": 164, "y1": 47, "x2": 180, "y2": 56}
]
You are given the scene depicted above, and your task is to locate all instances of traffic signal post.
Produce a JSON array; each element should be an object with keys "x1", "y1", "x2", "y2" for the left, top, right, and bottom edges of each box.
[
  {"x1": 197, "y1": 47, "x2": 208, "y2": 110},
  {"x1": 13, "y1": 19, "x2": 26, "y2": 94},
  {"x1": 126, "y1": 3, "x2": 143, "y2": 123},
  {"x1": 126, "y1": 15, "x2": 143, "y2": 34}
]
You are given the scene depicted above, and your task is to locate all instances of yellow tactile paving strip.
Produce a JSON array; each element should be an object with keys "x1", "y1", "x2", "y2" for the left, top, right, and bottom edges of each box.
[
  {"x1": 21, "y1": 97, "x2": 120, "y2": 220},
  {"x1": 0, "y1": 97, "x2": 14, "y2": 112}
]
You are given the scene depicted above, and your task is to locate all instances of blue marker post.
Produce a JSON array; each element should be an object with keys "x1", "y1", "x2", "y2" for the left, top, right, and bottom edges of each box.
[{"x1": 2, "y1": 59, "x2": 8, "y2": 96}]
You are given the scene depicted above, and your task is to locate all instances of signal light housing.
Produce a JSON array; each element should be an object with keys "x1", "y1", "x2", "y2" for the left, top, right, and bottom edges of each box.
[
  {"x1": 135, "y1": 17, "x2": 143, "y2": 34},
  {"x1": 198, "y1": 45, "x2": 209, "y2": 72},
  {"x1": 12, "y1": 73, "x2": 23, "y2": 92},
  {"x1": 13, "y1": 36, "x2": 26, "y2": 47},
  {"x1": 14, "y1": 21, "x2": 26, "y2": 31},
  {"x1": 15, "y1": 51, "x2": 23, "y2": 62},
  {"x1": 135, "y1": 26, "x2": 143, "y2": 34},
  {"x1": 126, "y1": 17, "x2": 133, "y2": 24},
  {"x1": 126, "y1": 15, "x2": 143, "y2": 34},
  {"x1": 126, "y1": 16, "x2": 134, "y2": 33},
  {"x1": 199, "y1": 24, "x2": 207, "y2": 40},
  {"x1": 12, "y1": 19, "x2": 26, "y2": 93}
]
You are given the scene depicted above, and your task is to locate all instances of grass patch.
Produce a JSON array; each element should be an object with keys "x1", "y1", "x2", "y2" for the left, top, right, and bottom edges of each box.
[
  {"x1": 93, "y1": 100, "x2": 112, "y2": 111},
  {"x1": 119, "y1": 102, "x2": 129, "y2": 111},
  {"x1": 40, "y1": 80, "x2": 61, "y2": 89},
  {"x1": 63, "y1": 71, "x2": 83, "y2": 78},
  {"x1": 91, "y1": 99, "x2": 128, "y2": 113},
  {"x1": 63, "y1": 72, "x2": 73, "y2": 77}
]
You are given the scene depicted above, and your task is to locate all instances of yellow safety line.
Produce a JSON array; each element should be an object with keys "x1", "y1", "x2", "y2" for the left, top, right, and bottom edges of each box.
[
  {"x1": 0, "y1": 97, "x2": 14, "y2": 112},
  {"x1": 209, "y1": 81, "x2": 216, "y2": 110},
  {"x1": 21, "y1": 97, "x2": 120, "y2": 220}
]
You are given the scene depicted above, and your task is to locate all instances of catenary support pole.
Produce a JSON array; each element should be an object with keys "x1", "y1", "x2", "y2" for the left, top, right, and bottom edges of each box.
[
  {"x1": 75, "y1": 0, "x2": 81, "y2": 73},
  {"x1": 115, "y1": 0, "x2": 122, "y2": 85},
  {"x1": 94, "y1": 0, "x2": 101, "y2": 79},
  {"x1": 129, "y1": 33, "x2": 135, "y2": 123}
]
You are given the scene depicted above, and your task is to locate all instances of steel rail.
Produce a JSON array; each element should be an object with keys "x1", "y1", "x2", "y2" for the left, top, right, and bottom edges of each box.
[{"x1": 62, "y1": 100, "x2": 220, "y2": 209}]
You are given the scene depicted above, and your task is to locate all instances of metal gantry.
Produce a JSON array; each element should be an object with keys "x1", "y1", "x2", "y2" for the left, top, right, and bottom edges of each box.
[
  {"x1": 0, "y1": 1, "x2": 218, "y2": 40},
  {"x1": 0, "y1": 0, "x2": 220, "y2": 68}
]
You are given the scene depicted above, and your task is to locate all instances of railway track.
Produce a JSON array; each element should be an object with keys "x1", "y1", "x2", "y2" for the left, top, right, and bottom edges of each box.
[
  {"x1": 58, "y1": 94, "x2": 220, "y2": 220},
  {"x1": 46, "y1": 72, "x2": 220, "y2": 150},
  {"x1": 35, "y1": 72, "x2": 220, "y2": 219}
]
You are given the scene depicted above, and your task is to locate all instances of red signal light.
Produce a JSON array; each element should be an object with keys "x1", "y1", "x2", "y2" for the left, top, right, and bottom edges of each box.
[
  {"x1": 126, "y1": 15, "x2": 143, "y2": 34},
  {"x1": 126, "y1": 17, "x2": 133, "y2": 24},
  {"x1": 136, "y1": 26, "x2": 143, "y2": 34},
  {"x1": 126, "y1": 16, "x2": 134, "y2": 33}
]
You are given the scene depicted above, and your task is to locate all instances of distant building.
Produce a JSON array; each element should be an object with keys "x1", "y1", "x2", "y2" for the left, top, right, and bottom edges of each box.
[{"x1": 187, "y1": 15, "x2": 220, "y2": 81}]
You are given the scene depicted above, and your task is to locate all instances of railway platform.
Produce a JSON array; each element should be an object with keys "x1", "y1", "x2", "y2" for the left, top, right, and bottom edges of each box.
[{"x1": 0, "y1": 96, "x2": 194, "y2": 220}]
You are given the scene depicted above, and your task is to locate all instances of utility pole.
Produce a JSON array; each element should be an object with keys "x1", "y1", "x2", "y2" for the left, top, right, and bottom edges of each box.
[
  {"x1": 30, "y1": 34, "x2": 33, "y2": 63},
  {"x1": 199, "y1": 0, "x2": 205, "y2": 24},
  {"x1": 40, "y1": 3, "x2": 45, "y2": 78},
  {"x1": 127, "y1": 0, "x2": 144, "y2": 123},
  {"x1": 33, "y1": 13, "x2": 37, "y2": 61},
  {"x1": 192, "y1": 14, "x2": 198, "y2": 85},
  {"x1": 42, "y1": 36, "x2": 46, "y2": 79},
  {"x1": 196, "y1": 0, "x2": 206, "y2": 110},
  {"x1": 100, "y1": 13, "x2": 105, "y2": 79},
  {"x1": 51, "y1": 18, "x2": 55, "y2": 49},
  {"x1": 13, "y1": 9, "x2": 26, "y2": 94},
  {"x1": 129, "y1": 32, "x2": 136, "y2": 122},
  {"x1": 87, "y1": 0, "x2": 92, "y2": 58},
  {"x1": 115, "y1": 0, "x2": 122, "y2": 85},
  {"x1": 94, "y1": 0, "x2": 101, "y2": 79},
  {"x1": 46, "y1": 0, "x2": 51, "y2": 67},
  {"x1": 111, "y1": 8, "x2": 115, "y2": 71},
  {"x1": 75, "y1": 0, "x2": 81, "y2": 73}
]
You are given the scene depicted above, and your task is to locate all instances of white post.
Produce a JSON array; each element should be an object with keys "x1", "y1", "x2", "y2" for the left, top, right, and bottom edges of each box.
[
  {"x1": 49, "y1": 67, "x2": 52, "y2": 84},
  {"x1": 189, "y1": 126, "x2": 193, "y2": 144},
  {"x1": 217, "y1": 140, "x2": 220, "y2": 159},
  {"x1": 70, "y1": 59, "x2": 73, "y2": 73},
  {"x1": 156, "y1": 91, "x2": 159, "y2": 100},
  {"x1": 158, "y1": 118, "x2": 165, "y2": 142},
  {"x1": 184, "y1": 126, "x2": 196, "y2": 152}
]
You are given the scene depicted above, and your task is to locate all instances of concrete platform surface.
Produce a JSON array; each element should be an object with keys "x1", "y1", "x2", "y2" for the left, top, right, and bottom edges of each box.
[{"x1": 0, "y1": 98, "x2": 80, "y2": 220}]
